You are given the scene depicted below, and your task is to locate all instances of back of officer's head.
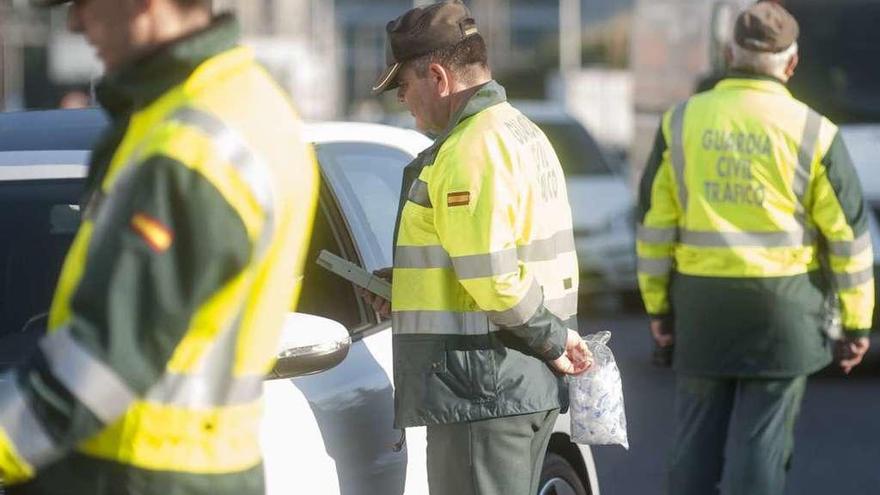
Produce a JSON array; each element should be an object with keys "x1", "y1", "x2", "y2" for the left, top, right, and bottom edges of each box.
[{"x1": 727, "y1": 0, "x2": 800, "y2": 81}]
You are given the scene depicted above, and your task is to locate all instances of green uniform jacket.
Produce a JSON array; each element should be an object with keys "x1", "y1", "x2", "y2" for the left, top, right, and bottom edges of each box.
[
  {"x1": 1, "y1": 15, "x2": 319, "y2": 494},
  {"x1": 638, "y1": 73, "x2": 874, "y2": 378},
  {"x1": 391, "y1": 82, "x2": 578, "y2": 427}
]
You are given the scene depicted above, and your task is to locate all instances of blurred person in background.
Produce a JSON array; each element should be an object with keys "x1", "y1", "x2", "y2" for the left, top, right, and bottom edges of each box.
[
  {"x1": 366, "y1": 2, "x2": 591, "y2": 494},
  {"x1": 636, "y1": 1, "x2": 873, "y2": 494},
  {"x1": 0, "y1": 0, "x2": 318, "y2": 493}
]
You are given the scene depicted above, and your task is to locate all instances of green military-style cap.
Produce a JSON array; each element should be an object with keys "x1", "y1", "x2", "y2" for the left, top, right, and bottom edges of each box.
[
  {"x1": 734, "y1": 0, "x2": 799, "y2": 53},
  {"x1": 372, "y1": 0, "x2": 479, "y2": 95}
]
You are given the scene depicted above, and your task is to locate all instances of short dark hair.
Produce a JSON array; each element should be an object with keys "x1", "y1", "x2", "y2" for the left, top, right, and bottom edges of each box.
[{"x1": 409, "y1": 34, "x2": 489, "y2": 82}]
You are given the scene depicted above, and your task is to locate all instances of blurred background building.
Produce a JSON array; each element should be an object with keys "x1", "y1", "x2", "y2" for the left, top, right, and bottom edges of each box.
[
  {"x1": 0, "y1": 0, "x2": 633, "y2": 126},
  {"x1": 1, "y1": 0, "x2": 877, "y2": 184}
]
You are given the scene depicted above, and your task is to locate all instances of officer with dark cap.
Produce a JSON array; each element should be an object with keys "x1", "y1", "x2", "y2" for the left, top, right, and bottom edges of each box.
[
  {"x1": 366, "y1": 1, "x2": 592, "y2": 494},
  {"x1": 636, "y1": 1, "x2": 873, "y2": 493}
]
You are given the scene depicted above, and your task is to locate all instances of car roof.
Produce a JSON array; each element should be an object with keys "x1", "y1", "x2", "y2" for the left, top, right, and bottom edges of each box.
[
  {"x1": 0, "y1": 109, "x2": 431, "y2": 180},
  {"x1": 304, "y1": 121, "x2": 431, "y2": 156},
  {"x1": 0, "y1": 108, "x2": 108, "y2": 152}
]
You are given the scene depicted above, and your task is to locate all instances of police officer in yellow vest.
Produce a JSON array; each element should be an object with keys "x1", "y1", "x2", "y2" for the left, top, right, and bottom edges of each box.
[
  {"x1": 369, "y1": 2, "x2": 591, "y2": 494},
  {"x1": 637, "y1": 2, "x2": 873, "y2": 494},
  {"x1": 0, "y1": 0, "x2": 318, "y2": 493}
]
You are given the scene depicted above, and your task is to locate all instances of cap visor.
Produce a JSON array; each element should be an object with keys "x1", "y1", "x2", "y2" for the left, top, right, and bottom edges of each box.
[
  {"x1": 372, "y1": 63, "x2": 401, "y2": 95},
  {"x1": 30, "y1": 0, "x2": 71, "y2": 6}
]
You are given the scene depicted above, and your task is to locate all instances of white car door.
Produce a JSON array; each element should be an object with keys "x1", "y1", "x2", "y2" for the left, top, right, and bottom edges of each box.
[{"x1": 262, "y1": 131, "x2": 431, "y2": 495}]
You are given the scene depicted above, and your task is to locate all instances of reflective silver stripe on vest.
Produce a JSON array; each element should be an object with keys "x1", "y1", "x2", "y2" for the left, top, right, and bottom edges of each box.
[
  {"x1": 395, "y1": 245, "x2": 451, "y2": 269},
  {"x1": 517, "y1": 230, "x2": 576, "y2": 261},
  {"x1": 833, "y1": 267, "x2": 874, "y2": 289},
  {"x1": 40, "y1": 327, "x2": 136, "y2": 423},
  {"x1": 146, "y1": 373, "x2": 263, "y2": 408},
  {"x1": 488, "y1": 280, "x2": 543, "y2": 327},
  {"x1": 545, "y1": 292, "x2": 578, "y2": 320},
  {"x1": 392, "y1": 311, "x2": 498, "y2": 335},
  {"x1": 829, "y1": 231, "x2": 872, "y2": 257},
  {"x1": 147, "y1": 309, "x2": 255, "y2": 408},
  {"x1": 170, "y1": 107, "x2": 276, "y2": 255},
  {"x1": 792, "y1": 109, "x2": 822, "y2": 216},
  {"x1": 407, "y1": 178, "x2": 432, "y2": 208},
  {"x1": 453, "y1": 248, "x2": 519, "y2": 280},
  {"x1": 637, "y1": 225, "x2": 678, "y2": 244},
  {"x1": 669, "y1": 102, "x2": 689, "y2": 210},
  {"x1": 679, "y1": 229, "x2": 815, "y2": 248},
  {"x1": 0, "y1": 374, "x2": 58, "y2": 469},
  {"x1": 638, "y1": 256, "x2": 673, "y2": 276},
  {"x1": 395, "y1": 231, "x2": 576, "y2": 272}
]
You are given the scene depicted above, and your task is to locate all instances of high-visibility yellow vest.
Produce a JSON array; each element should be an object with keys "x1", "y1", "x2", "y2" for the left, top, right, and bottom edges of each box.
[
  {"x1": 0, "y1": 42, "x2": 318, "y2": 483},
  {"x1": 394, "y1": 101, "x2": 578, "y2": 338},
  {"x1": 638, "y1": 77, "x2": 873, "y2": 331},
  {"x1": 392, "y1": 83, "x2": 579, "y2": 426}
]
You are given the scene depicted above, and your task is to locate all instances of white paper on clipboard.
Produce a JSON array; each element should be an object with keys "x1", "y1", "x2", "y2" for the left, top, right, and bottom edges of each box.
[{"x1": 316, "y1": 250, "x2": 392, "y2": 300}]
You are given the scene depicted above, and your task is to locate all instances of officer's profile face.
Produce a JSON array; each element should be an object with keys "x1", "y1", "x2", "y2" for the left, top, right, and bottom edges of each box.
[
  {"x1": 396, "y1": 64, "x2": 448, "y2": 135},
  {"x1": 67, "y1": 0, "x2": 146, "y2": 72}
]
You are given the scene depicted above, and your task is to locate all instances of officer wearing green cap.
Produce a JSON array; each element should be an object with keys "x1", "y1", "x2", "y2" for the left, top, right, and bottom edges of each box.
[
  {"x1": 636, "y1": 1, "x2": 873, "y2": 493},
  {"x1": 0, "y1": 0, "x2": 318, "y2": 493},
  {"x1": 367, "y1": 1, "x2": 592, "y2": 494}
]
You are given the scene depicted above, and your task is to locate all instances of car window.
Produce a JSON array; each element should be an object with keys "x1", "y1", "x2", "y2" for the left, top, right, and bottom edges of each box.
[
  {"x1": 534, "y1": 120, "x2": 613, "y2": 177},
  {"x1": 315, "y1": 142, "x2": 413, "y2": 270},
  {"x1": 296, "y1": 190, "x2": 370, "y2": 334},
  {"x1": 0, "y1": 180, "x2": 83, "y2": 368}
]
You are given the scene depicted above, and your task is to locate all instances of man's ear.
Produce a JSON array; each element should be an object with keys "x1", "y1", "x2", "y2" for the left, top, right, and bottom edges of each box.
[
  {"x1": 428, "y1": 63, "x2": 452, "y2": 98},
  {"x1": 784, "y1": 52, "x2": 799, "y2": 79}
]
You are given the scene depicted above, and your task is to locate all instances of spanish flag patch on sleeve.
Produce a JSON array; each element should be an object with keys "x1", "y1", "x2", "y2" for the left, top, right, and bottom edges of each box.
[
  {"x1": 130, "y1": 212, "x2": 174, "y2": 253},
  {"x1": 447, "y1": 191, "x2": 471, "y2": 207}
]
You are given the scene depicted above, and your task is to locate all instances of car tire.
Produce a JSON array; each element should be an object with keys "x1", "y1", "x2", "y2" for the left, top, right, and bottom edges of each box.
[{"x1": 537, "y1": 452, "x2": 589, "y2": 495}]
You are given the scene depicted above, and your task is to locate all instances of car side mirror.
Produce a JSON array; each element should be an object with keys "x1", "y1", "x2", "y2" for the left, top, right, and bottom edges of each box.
[{"x1": 268, "y1": 312, "x2": 351, "y2": 380}]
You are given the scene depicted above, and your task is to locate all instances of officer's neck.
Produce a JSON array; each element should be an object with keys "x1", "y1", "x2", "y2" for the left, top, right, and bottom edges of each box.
[{"x1": 440, "y1": 74, "x2": 492, "y2": 128}]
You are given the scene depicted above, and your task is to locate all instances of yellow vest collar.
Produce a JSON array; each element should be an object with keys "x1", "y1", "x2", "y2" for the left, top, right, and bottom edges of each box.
[{"x1": 714, "y1": 76, "x2": 792, "y2": 97}]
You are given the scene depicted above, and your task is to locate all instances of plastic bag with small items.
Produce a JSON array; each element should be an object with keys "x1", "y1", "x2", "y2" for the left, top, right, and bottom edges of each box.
[{"x1": 569, "y1": 331, "x2": 629, "y2": 449}]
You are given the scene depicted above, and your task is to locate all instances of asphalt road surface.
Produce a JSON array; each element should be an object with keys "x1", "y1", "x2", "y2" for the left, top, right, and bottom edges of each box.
[{"x1": 579, "y1": 311, "x2": 880, "y2": 495}]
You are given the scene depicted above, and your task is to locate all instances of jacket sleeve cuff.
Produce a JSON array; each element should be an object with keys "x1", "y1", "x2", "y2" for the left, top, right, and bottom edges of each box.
[{"x1": 503, "y1": 303, "x2": 568, "y2": 361}]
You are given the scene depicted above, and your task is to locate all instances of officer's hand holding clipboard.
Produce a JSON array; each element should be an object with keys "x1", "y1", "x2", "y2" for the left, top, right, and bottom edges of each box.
[{"x1": 316, "y1": 250, "x2": 392, "y2": 319}]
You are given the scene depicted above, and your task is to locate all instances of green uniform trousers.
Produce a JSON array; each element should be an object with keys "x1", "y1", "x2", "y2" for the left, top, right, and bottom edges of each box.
[
  {"x1": 668, "y1": 374, "x2": 807, "y2": 495},
  {"x1": 426, "y1": 408, "x2": 559, "y2": 495}
]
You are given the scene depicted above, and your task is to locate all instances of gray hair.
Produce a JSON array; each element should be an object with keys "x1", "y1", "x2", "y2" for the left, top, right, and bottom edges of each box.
[{"x1": 729, "y1": 42, "x2": 798, "y2": 79}]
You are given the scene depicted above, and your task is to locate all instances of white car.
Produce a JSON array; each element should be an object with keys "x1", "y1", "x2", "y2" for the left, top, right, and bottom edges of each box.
[{"x1": 0, "y1": 110, "x2": 601, "y2": 495}]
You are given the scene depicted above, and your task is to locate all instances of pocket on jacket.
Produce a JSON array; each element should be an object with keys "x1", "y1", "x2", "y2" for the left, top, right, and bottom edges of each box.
[
  {"x1": 394, "y1": 336, "x2": 447, "y2": 374},
  {"x1": 442, "y1": 347, "x2": 497, "y2": 403}
]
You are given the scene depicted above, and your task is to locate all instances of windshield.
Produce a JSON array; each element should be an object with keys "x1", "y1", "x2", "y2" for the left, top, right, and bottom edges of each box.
[
  {"x1": 533, "y1": 120, "x2": 614, "y2": 177},
  {"x1": 788, "y1": 1, "x2": 880, "y2": 123}
]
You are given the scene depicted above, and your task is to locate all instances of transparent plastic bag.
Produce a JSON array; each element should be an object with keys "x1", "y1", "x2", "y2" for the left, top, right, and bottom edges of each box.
[{"x1": 569, "y1": 331, "x2": 629, "y2": 449}]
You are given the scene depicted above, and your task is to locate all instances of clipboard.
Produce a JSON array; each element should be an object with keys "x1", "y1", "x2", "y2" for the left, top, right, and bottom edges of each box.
[{"x1": 316, "y1": 250, "x2": 392, "y2": 301}]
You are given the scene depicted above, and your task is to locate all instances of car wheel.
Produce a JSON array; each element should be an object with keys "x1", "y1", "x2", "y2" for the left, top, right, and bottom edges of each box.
[{"x1": 537, "y1": 452, "x2": 588, "y2": 495}]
